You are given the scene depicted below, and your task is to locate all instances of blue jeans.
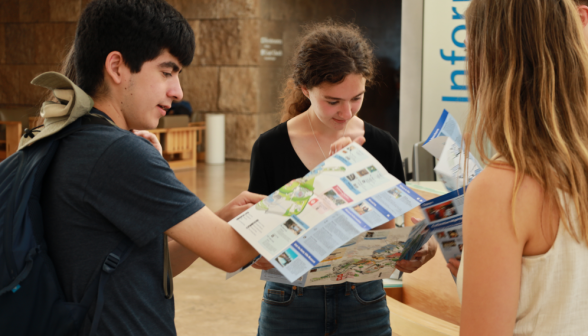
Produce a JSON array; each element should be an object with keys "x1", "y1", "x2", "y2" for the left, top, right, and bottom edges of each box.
[{"x1": 257, "y1": 280, "x2": 391, "y2": 336}]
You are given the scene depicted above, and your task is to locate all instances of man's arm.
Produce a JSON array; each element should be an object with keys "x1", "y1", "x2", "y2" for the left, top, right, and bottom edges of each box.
[
  {"x1": 165, "y1": 191, "x2": 264, "y2": 273},
  {"x1": 168, "y1": 236, "x2": 199, "y2": 277}
]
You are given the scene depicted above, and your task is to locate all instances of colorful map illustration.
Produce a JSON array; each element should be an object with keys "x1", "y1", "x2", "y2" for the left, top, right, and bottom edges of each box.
[
  {"x1": 309, "y1": 241, "x2": 404, "y2": 283},
  {"x1": 255, "y1": 163, "x2": 346, "y2": 216}
]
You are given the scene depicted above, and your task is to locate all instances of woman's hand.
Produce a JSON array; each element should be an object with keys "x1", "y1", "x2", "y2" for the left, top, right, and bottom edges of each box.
[
  {"x1": 251, "y1": 256, "x2": 275, "y2": 270},
  {"x1": 329, "y1": 136, "x2": 366, "y2": 156},
  {"x1": 132, "y1": 130, "x2": 163, "y2": 156},
  {"x1": 395, "y1": 238, "x2": 437, "y2": 273},
  {"x1": 395, "y1": 217, "x2": 438, "y2": 273},
  {"x1": 447, "y1": 258, "x2": 461, "y2": 277}
]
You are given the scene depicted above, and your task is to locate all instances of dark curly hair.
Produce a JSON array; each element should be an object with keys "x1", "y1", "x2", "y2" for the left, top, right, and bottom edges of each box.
[
  {"x1": 74, "y1": 0, "x2": 195, "y2": 97},
  {"x1": 280, "y1": 21, "x2": 377, "y2": 122}
]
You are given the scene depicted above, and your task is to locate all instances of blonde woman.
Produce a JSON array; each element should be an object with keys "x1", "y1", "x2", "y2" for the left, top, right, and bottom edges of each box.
[{"x1": 458, "y1": 0, "x2": 588, "y2": 335}]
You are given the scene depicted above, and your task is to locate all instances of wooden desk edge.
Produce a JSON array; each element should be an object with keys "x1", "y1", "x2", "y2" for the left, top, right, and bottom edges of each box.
[{"x1": 388, "y1": 298, "x2": 460, "y2": 336}]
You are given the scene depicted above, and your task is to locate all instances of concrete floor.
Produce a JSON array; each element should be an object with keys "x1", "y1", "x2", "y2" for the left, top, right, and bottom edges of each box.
[{"x1": 173, "y1": 162, "x2": 264, "y2": 336}]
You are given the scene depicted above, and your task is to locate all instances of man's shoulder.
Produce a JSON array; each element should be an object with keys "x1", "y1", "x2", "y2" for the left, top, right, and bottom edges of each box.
[
  {"x1": 56, "y1": 124, "x2": 160, "y2": 171},
  {"x1": 69, "y1": 124, "x2": 152, "y2": 152}
]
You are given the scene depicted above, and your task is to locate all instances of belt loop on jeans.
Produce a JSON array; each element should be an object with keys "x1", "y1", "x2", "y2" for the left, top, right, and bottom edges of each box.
[
  {"x1": 293, "y1": 285, "x2": 303, "y2": 296},
  {"x1": 345, "y1": 282, "x2": 352, "y2": 296}
]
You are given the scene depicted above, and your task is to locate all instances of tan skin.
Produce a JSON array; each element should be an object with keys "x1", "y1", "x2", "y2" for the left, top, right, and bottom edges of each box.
[
  {"x1": 94, "y1": 50, "x2": 264, "y2": 276},
  {"x1": 445, "y1": 4, "x2": 588, "y2": 280},
  {"x1": 252, "y1": 74, "x2": 437, "y2": 272},
  {"x1": 460, "y1": 164, "x2": 559, "y2": 336}
]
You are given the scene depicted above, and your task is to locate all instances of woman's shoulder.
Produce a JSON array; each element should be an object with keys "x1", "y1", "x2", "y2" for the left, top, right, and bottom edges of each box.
[
  {"x1": 363, "y1": 122, "x2": 397, "y2": 143},
  {"x1": 467, "y1": 164, "x2": 515, "y2": 200},
  {"x1": 255, "y1": 121, "x2": 289, "y2": 148},
  {"x1": 466, "y1": 163, "x2": 544, "y2": 212},
  {"x1": 362, "y1": 121, "x2": 400, "y2": 153}
]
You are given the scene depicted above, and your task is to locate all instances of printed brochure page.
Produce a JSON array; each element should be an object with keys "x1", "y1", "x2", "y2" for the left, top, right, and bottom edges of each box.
[
  {"x1": 422, "y1": 110, "x2": 482, "y2": 191},
  {"x1": 419, "y1": 188, "x2": 466, "y2": 280},
  {"x1": 260, "y1": 224, "x2": 431, "y2": 286},
  {"x1": 227, "y1": 143, "x2": 426, "y2": 283}
]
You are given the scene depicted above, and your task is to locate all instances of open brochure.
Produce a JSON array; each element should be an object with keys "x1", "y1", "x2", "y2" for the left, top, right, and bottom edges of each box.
[
  {"x1": 226, "y1": 143, "x2": 426, "y2": 283},
  {"x1": 260, "y1": 222, "x2": 431, "y2": 286},
  {"x1": 419, "y1": 188, "x2": 466, "y2": 281},
  {"x1": 423, "y1": 110, "x2": 482, "y2": 191}
]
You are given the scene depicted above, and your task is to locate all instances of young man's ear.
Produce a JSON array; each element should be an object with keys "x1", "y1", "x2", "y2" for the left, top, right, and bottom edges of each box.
[{"x1": 103, "y1": 51, "x2": 127, "y2": 85}]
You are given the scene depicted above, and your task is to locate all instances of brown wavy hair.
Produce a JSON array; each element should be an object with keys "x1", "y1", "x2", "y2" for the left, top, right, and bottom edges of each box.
[
  {"x1": 465, "y1": 0, "x2": 588, "y2": 243},
  {"x1": 280, "y1": 21, "x2": 376, "y2": 122}
]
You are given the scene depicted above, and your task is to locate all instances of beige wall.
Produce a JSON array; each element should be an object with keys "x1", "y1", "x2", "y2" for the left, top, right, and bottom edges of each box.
[
  {"x1": 0, "y1": 0, "x2": 399, "y2": 161},
  {"x1": 0, "y1": 0, "x2": 282, "y2": 161},
  {"x1": 0, "y1": 0, "x2": 93, "y2": 107}
]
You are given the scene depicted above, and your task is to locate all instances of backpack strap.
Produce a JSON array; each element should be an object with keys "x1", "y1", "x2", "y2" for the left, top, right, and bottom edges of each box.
[
  {"x1": 163, "y1": 235, "x2": 173, "y2": 299},
  {"x1": 79, "y1": 237, "x2": 134, "y2": 336}
]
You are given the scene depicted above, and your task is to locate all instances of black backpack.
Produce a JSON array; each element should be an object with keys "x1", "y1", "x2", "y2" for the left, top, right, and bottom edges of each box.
[{"x1": 0, "y1": 115, "x2": 134, "y2": 336}]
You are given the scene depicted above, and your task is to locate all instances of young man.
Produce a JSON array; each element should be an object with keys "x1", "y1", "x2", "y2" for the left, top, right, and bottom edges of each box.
[{"x1": 41, "y1": 0, "x2": 262, "y2": 334}]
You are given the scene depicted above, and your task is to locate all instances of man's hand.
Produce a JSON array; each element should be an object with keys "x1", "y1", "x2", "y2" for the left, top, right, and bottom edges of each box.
[
  {"x1": 216, "y1": 191, "x2": 266, "y2": 222},
  {"x1": 395, "y1": 217, "x2": 438, "y2": 273},
  {"x1": 447, "y1": 258, "x2": 461, "y2": 277},
  {"x1": 133, "y1": 130, "x2": 163, "y2": 156},
  {"x1": 251, "y1": 256, "x2": 275, "y2": 270},
  {"x1": 329, "y1": 136, "x2": 366, "y2": 156}
]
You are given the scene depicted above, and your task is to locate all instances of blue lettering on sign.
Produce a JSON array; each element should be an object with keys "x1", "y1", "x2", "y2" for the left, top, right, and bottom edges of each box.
[
  {"x1": 451, "y1": 25, "x2": 466, "y2": 48},
  {"x1": 442, "y1": 96, "x2": 469, "y2": 102},
  {"x1": 452, "y1": 7, "x2": 465, "y2": 19},
  {"x1": 440, "y1": 1, "x2": 470, "y2": 103},
  {"x1": 440, "y1": 50, "x2": 466, "y2": 65},
  {"x1": 450, "y1": 70, "x2": 467, "y2": 90}
]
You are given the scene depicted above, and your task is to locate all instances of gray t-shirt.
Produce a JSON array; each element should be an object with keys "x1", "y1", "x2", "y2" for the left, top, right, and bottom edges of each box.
[{"x1": 41, "y1": 110, "x2": 204, "y2": 335}]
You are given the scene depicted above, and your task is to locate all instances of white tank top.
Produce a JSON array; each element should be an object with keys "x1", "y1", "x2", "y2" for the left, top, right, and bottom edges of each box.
[{"x1": 457, "y1": 192, "x2": 588, "y2": 335}]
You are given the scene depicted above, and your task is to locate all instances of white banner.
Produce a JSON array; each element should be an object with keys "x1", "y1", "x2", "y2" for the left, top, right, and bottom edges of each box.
[{"x1": 420, "y1": 0, "x2": 471, "y2": 141}]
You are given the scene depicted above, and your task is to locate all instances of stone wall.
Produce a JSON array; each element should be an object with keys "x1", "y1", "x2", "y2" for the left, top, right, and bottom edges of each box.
[
  {"x1": 0, "y1": 0, "x2": 272, "y2": 161},
  {"x1": 0, "y1": 0, "x2": 402, "y2": 161},
  {"x1": 172, "y1": 0, "x2": 298, "y2": 161},
  {"x1": 0, "y1": 0, "x2": 92, "y2": 107}
]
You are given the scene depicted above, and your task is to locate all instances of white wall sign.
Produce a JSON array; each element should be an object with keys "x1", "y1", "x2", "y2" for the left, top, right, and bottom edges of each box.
[
  {"x1": 260, "y1": 37, "x2": 283, "y2": 62},
  {"x1": 420, "y1": 0, "x2": 471, "y2": 140}
]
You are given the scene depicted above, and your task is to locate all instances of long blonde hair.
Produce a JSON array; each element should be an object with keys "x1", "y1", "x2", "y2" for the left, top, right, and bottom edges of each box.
[{"x1": 465, "y1": 0, "x2": 588, "y2": 243}]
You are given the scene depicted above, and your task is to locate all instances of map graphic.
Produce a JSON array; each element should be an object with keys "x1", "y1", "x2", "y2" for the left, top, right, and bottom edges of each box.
[
  {"x1": 309, "y1": 241, "x2": 404, "y2": 283},
  {"x1": 255, "y1": 163, "x2": 346, "y2": 216}
]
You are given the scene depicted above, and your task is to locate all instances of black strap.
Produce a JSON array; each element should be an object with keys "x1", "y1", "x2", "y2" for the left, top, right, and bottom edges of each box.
[
  {"x1": 79, "y1": 237, "x2": 134, "y2": 336},
  {"x1": 163, "y1": 235, "x2": 173, "y2": 299}
]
